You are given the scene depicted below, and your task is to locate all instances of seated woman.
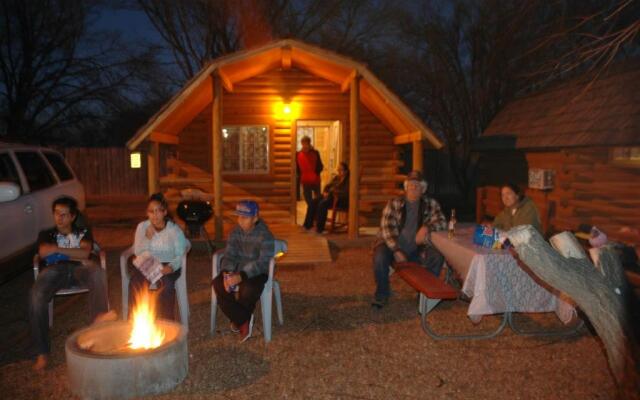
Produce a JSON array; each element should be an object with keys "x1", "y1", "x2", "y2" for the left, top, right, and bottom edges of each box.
[
  {"x1": 314, "y1": 162, "x2": 350, "y2": 233},
  {"x1": 129, "y1": 193, "x2": 188, "y2": 320},
  {"x1": 493, "y1": 183, "x2": 542, "y2": 234}
]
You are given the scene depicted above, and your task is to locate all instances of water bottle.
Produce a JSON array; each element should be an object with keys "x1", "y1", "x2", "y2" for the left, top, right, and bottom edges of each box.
[{"x1": 448, "y1": 209, "x2": 457, "y2": 238}]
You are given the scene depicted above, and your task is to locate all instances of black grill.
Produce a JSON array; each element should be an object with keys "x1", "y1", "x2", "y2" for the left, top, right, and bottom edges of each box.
[{"x1": 177, "y1": 200, "x2": 213, "y2": 236}]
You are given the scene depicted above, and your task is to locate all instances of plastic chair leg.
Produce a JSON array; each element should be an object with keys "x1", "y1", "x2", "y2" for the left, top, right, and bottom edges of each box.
[
  {"x1": 260, "y1": 282, "x2": 273, "y2": 343},
  {"x1": 176, "y1": 276, "x2": 189, "y2": 329},
  {"x1": 121, "y1": 274, "x2": 130, "y2": 320},
  {"x1": 48, "y1": 301, "x2": 53, "y2": 327},
  {"x1": 210, "y1": 287, "x2": 218, "y2": 335},
  {"x1": 274, "y1": 281, "x2": 283, "y2": 325}
]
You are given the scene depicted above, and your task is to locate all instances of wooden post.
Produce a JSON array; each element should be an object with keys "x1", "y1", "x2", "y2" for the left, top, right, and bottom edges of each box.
[
  {"x1": 211, "y1": 72, "x2": 223, "y2": 241},
  {"x1": 348, "y1": 75, "x2": 360, "y2": 239},
  {"x1": 147, "y1": 141, "x2": 159, "y2": 195},
  {"x1": 412, "y1": 139, "x2": 423, "y2": 174}
]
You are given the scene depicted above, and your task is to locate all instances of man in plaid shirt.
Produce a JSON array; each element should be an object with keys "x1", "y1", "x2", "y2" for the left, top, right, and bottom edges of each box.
[{"x1": 371, "y1": 170, "x2": 447, "y2": 308}]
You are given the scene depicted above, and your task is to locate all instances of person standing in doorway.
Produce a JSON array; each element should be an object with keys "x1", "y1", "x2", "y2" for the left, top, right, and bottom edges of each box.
[{"x1": 296, "y1": 135, "x2": 324, "y2": 230}]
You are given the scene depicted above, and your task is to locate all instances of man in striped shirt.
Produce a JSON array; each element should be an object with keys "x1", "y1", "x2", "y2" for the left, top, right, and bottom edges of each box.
[{"x1": 371, "y1": 171, "x2": 447, "y2": 308}]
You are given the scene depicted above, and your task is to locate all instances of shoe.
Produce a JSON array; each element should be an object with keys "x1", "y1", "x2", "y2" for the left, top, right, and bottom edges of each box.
[
  {"x1": 230, "y1": 322, "x2": 240, "y2": 333},
  {"x1": 239, "y1": 314, "x2": 255, "y2": 343},
  {"x1": 33, "y1": 354, "x2": 48, "y2": 371},
  {"x1": 371, "y1": 297, "x2": 388, "y2": 309}
]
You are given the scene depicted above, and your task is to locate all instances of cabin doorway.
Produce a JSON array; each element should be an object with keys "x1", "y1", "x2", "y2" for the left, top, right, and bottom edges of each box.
[{"x1": 295, "y1": 120, "x2": 342, "y2": 224}]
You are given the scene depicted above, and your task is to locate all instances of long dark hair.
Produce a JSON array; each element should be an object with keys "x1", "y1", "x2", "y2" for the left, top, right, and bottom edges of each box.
[
  {"x1": 339, "y1": 162, "x2": 350, "y2": 180},
  {"x1": 148, "y1": 192, "x2": 173, "y2": 222}
]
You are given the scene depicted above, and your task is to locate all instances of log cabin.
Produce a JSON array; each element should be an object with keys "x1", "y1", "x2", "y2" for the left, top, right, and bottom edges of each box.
[
  {"x1": 474, "y1": 62, "x2": 640, "y2": 247},
  {"x1": 126, "y1": 39, "x2": 443, "y2": 239}
]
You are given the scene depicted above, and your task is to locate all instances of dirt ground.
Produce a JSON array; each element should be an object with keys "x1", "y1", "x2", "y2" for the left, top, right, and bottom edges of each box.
[{"x1": 0, "y1": 199, "x2": 618, "y2": 399}]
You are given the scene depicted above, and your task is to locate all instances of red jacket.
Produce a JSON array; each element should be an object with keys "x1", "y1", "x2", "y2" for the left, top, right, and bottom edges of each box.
[{"x1": 296, "y1": 149, "x2": 323, "y2": 185}]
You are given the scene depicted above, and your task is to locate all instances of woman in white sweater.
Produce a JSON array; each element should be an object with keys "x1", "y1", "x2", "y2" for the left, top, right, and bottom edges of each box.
[{"x1": 129, "y1": 193, "x2": 188, "y2": 320}]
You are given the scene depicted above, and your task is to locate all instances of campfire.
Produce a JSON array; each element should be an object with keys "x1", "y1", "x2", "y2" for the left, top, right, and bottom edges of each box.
[
  {"x1": 128, "y1": 288, "x2": 165, "y2": 350},
  {"x1": 65, "y1": 288, "x2": 188, "y2": 399}
]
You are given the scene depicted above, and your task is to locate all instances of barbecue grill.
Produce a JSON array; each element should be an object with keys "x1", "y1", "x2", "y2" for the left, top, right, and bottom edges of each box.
[{"x1": 176, "y1": 200, "x2": 214, "y2": 255}]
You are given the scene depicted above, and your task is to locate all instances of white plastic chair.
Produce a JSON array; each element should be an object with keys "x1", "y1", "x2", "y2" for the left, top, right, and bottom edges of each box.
[
  {"x1": 33, "y1": 247, "x2": 108, "y2": 327},
  {"x1": 210, "y1": 239, "x2": 287, "y2": 342},
  {"x1": 119, "y1": 242, "x2": 191, "y2": 329}
]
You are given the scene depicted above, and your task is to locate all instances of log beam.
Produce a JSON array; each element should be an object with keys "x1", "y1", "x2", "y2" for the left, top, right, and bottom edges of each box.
[
  {"x1": 281, "y1": 45, "x2": 292, "y2": 70},
  {"x1": 217, "y1": 68, "x2": 233, "y2": 92},
  {"x1": 412, "y1": 139, "x2": 423, "y2": 173},
  {"x1": 348, "y1": 74, "x2": 361, "y2": 239},
  {"x1": 394, "y1": 131, "x2": 422, "y2": 145},
  {"x1": 211, "y1": 72, "x2": 224, "y2": 240},
  {"x1": 147, "y1": 141, "x2": 159, "y2": 195},
  {"x1": 150, "y1": 132, "x2": 179, "y2": 145},
  {"x1": 341, "y1": 70, "x2": 357, "y2": 93}
]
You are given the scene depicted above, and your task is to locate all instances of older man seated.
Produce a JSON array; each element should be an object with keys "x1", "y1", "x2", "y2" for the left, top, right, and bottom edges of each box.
[{"x1": 371, "y1": 171, "x2": 447, "y2": 309}]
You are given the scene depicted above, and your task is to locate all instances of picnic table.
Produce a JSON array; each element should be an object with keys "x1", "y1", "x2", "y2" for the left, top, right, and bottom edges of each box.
[{"x1": 431, "y1": 224, "x2": 576, "y2": 324}]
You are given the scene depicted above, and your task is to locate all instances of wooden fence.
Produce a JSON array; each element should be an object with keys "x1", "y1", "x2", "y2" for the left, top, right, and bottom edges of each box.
[{"x1": 64, "y1": 148, "x2": 147, "y2": 197}]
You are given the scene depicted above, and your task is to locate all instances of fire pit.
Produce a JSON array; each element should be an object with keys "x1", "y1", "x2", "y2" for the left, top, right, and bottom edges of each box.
[{"x1": 65, "y1": 290, "x2": 188, "y2": 399}]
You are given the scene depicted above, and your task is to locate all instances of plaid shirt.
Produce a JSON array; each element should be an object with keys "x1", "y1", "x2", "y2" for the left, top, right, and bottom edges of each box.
[
  {"x1": 375, "y1": 195, "x2": 447, "y2": 251},
  {"x1": 221, "y1": 220, "x2": 275, "y2": 279}
]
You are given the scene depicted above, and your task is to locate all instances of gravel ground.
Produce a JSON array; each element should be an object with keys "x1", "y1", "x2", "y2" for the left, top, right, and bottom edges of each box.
[{"x1": 0, "y1": 242, "x2": 617, "y2": 399}]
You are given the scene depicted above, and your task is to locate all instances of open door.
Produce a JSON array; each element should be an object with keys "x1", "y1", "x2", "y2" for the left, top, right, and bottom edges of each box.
[{"x1": 295, "y1": 120, "x2": 342, "y2": 224}]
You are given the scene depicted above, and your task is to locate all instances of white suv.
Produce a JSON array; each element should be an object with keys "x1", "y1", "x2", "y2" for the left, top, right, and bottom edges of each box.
[{"x1": 0, "y1": 143, "x2": 85, "y2": 282}]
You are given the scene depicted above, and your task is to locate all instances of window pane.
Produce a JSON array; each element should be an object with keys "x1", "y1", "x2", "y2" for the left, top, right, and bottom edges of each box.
[
  {"x1": 43, "y1": 151, "x2": 74, "y2": 181},
  {"x1": 222, "y1": 125, "x2": 269, "y2": 173},
  {"x1": 15, "y1": 152, "x2": 56, "y2": 191},
  {"x1": 0, "y1": 153, "x2": 21, "y2": 190}
]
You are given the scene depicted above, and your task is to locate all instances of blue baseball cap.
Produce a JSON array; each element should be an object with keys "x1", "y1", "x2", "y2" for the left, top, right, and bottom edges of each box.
[{"x1": 234, "y1": 200, "x2": 259, "y2": 217}]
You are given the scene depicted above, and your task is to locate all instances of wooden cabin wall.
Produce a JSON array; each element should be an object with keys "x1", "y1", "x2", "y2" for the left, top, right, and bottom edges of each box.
[
  {"x1": 476, "y1": 147, "x2": 640, "y2": 244},
  {"x1": 174, "y1": 68, "x2": 401, "y2": 226}
]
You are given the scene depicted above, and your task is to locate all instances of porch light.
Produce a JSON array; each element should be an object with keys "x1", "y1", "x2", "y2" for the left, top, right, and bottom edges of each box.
[
  {"x1": 283, "y1": 104, "x2": 291, "y2": 114},
  {"x1": 130, "y1": 152, "x2": 141, "y2": 169},
  {"x1": 222, "y1": 128, "x2": 229, "y2": 139}
]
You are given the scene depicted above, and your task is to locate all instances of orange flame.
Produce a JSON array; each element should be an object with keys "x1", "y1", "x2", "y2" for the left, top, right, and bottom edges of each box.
[{"x1": 128, "y1": 287, "x2": 165, "y2": 349}]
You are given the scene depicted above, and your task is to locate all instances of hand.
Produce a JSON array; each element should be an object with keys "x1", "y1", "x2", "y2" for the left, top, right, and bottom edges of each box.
[
  {"x1": 161, "y1": 265, "x2": 173, "y2": 275},
  {"x1": 415, "y1": 226, "x2": 430, "y2": 245},
  {"x1": 393, "y1": 250, "x2": 407, "y2": 263},
  {"x1": 145, "y1": 225, "x2": 155, "y2": 240},
  {"x1": 223, "y1": 272, "x2": 242, "y2": 293},
  {"x1": 322, "y1": 192, "x2": 329, "y2": 199}
]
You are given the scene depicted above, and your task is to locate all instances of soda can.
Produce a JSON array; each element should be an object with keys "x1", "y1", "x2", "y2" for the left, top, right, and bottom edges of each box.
[{"x1": 223, "y1": 272, "x2": 239, "y2": 292}]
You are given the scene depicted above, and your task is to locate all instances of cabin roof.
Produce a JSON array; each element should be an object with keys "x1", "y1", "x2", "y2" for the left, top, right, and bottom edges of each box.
[
  {"x1": 481, "y1": 63, "x2": 640, "y2": 150},
  {"x1": 127, "y1": 39, "x2": 443, "y2": 150}
]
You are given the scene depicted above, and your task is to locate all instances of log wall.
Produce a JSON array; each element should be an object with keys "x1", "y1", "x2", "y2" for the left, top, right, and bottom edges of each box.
[
  {"x1": 476, "y1": 147, "x2": 640, "y2": 244},
  {"x1": 173, "y1": 68, "x2": 402, "y2": 226},
  {"x1": 64, "y1": 147, "x2": 147, "y2": 198}
]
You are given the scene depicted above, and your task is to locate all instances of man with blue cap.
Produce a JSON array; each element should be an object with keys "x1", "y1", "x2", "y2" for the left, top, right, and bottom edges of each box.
[{"x1": 211, "y1": 200, "x2": 275, "y2": 342}]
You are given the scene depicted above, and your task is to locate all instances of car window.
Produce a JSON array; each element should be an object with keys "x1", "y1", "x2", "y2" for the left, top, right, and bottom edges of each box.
[
  {"x1": 15, "y1": 151, "x2": 56, "y2": 192},
  {"x1": 43, "y1": 151, "x2": 74, "y2": 181},
  {"x1": 0, "y1": 153, "x2": 22, "y2": 191}
]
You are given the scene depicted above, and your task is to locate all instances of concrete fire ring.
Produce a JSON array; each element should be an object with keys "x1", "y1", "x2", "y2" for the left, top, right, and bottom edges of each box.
[{"x1": 65, "y1": 319, "x2": 188, "y2": 399}]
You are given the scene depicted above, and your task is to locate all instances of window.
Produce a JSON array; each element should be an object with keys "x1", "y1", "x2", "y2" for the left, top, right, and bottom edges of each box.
[
  {"x1": 0, "y1": 153, "x2": 21, "y2": 191},
  {"x1": 222, "y1": 125, "x2": 269, "y2": 173},
  {"x1": 43, "y1": 151, "x2": 74, "y2": 181},
  {"x1": 15, "y1": 152, "x2": 56, "y2": 191},
  {"x1": 611, "y1": 147, "x2": 640, "y2": 168}
]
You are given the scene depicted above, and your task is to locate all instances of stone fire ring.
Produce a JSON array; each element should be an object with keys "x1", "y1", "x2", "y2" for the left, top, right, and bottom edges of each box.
[{"x1": 65, "y1": 319, "x2": 188, "y2": 400}]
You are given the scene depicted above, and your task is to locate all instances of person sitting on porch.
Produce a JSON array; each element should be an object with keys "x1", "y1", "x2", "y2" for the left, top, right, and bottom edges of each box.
[
  {"x1": 493, "y1": 183, "x2": 542, "y2": 234},
  {"x1": 296, "y1": 135, "x2": 324, "y2": 231},
  {"x1": 29, "y1": 197, "x2": 114, "y2": 371},
  {"x1": 314, "y1": 162, "x2": 350, "y2": 234},
  {"x1": 128, "y1": 193, "x2": 188, "y2": 320},
  {"x1": 371, "y1": 170, "x2": 447, "y2": 309},
  {"x1": 212, "y1": 200, "x2": 275, "y2": 342}
]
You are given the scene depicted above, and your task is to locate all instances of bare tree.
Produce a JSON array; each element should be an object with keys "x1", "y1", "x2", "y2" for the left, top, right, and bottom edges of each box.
[{"x1": 0, "y1": 0, "x2": 139, "y2": 144}]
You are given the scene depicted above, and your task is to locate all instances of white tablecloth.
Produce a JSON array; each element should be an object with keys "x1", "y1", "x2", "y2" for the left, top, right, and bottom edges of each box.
[{"x1": 432, "y1": 225, "x2": 576, "y2": 323}]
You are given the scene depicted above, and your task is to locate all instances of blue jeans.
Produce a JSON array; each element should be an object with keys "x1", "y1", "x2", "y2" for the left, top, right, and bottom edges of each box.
[
  {"x1": 372, "y1": 244, "x2": 444, "y2": 300},
  {"x1": 302, "y1": 183, "x2": 321, "y2": 229},
  {"x1": 29, "y1": 261, "x2": 108, "y2": 355}
]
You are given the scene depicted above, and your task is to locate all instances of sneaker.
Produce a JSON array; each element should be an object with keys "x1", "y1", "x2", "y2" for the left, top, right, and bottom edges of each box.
[
  {"x1": 239, "y1": 314, "x2": 255, "y2": 343},
  {"x1": 371, "y1": 297, "x2": 388, "y2": 309},
  {"x1": 230, "y1": 322, "x2": 240, "y2": 334}
]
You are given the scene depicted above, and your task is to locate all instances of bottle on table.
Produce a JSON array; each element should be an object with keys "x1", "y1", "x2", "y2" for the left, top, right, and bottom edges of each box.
[{"x1": 448, "y1": 208, "x2": 457, "y2": 238}]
